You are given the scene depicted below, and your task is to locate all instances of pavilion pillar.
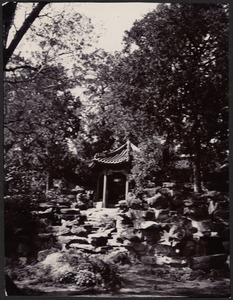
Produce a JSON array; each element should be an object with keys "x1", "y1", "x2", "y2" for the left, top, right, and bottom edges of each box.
[
  {"x1": 102, "y1": 172, "x2": 107, "y2": 208},
  {"x1": 96, "y1": 175, "x2": 100, "y2": 201},
  {"x1": 125, "y1": 176, "x2": 129, "y2": 200}
]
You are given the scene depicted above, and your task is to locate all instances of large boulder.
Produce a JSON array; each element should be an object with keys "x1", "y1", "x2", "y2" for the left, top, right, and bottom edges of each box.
[{"x1": 190, "y1": 254, "x2": 228, "y2": 271}]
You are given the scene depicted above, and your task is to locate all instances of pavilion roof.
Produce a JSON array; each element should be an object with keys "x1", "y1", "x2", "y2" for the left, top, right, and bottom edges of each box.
[{"x1": 93, "y1": 140, "x2": 140, "y2": 166}]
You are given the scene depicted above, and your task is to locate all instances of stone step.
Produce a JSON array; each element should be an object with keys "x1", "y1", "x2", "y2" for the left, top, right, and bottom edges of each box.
[
  {"x1": 57, "y1": 235, "x2": 88, "y2": 245},
  {"x1": 68, "y1": 243, "x2": 99, "y2": 253},
  {"x1": 60, "y1": 208, "x2": 80, "y2": 214}
]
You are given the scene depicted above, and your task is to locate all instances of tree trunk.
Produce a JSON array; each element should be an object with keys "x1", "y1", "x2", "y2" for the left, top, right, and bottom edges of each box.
[
  {"x1": 193, "y1": 137, "x2": 202, "y2": 193},
  {"x1": 3, "y1": 2, "x2": 49, "y2": 69}
]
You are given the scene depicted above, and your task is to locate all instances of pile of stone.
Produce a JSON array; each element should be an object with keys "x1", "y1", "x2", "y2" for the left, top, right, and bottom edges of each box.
[
  {"x1": 29, "y1": 184, "x2": 229, "y2": 274},
  {"x1": 113, "y1": 186, "x2": 230, "y2": 271}
]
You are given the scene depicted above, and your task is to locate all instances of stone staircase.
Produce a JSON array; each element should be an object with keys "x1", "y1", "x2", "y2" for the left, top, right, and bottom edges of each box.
[
  {"x1": 35, "y1": 194, "x2": 229, "y2": 272},
  {"x1": 36, "y1": 201, "x2": 130, "y2": 254}
]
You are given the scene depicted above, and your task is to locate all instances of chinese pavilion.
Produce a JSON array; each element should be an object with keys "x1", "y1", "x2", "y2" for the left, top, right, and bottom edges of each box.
[{"x1": 92, "y1": 140, "x2": 140, "y2": 208}]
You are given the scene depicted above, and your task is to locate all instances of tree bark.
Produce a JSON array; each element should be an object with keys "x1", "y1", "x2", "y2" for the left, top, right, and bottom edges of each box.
[
  {"x1": 3, "y1": 2, "x2": 49, "y2": 69},
  {"x1": 193, "y1": 136, "x2": 202, "y2": 193}
]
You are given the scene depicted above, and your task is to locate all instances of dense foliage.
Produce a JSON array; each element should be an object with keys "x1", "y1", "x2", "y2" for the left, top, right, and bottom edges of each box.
[{"x1": 83, "y1": 3, "x2": 228, "y2": 191}]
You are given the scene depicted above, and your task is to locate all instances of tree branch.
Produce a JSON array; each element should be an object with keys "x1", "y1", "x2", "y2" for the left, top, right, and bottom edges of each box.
[
  {"x1": 5, "y1": 65, "x2": 46, "y2": 84},
  {"x1": 4, "y1": 125, "x2": 35, "y2": 135},
  {"x1": 5, "y1": 65, "x2": 39, "y2": 72},
  {"x1": 4, "y1": 2, "x2": 49, "y2": 69}
]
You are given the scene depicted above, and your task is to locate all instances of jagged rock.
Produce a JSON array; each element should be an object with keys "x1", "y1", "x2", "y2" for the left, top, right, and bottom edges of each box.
[
  {"x1": 60, "y1": 208, "x2": 80, "y2": 214},
  {"x1": 37, "y1": 208, "x2": 53, "y2": 218},
  {"x1": 190, "y1": 254, "x2": 228, "y2": 270},
  {"x1": 37, "y1": 248, "x2": 59, "y2": 262},
  {"x1": 130, "y1": 241, "x2": 154, "y2": 256},
  {"x1": 115, "y1": 200, "x2": 127, "y2": 209},
  {"x1": 56, "y1": 200, "x2": 71, "y2": 206},
  {"x1": 140, "y1": 221, "x2": 160, "y2": 230},
  {"x1": 116, "y1": 226, "x2": 142, "y2": 242},
  {"x1": 176, "y1": 238, "x2": 197, "y2": 257},
  {"x1": 198, "y1": 236, "x2": 225, "y2": 255},
  {"x1": 68, "y1": 243, "x2": 97, "y2": 253},
  {"x1": 70, "y1": 226, "x2": 88, "y2": 237},
  {"x1": 140, "y1": 255, "x2": 157, "y2": 265},
  {"x1": 142, "y1": 210, "x2": 155, "y2": 221},
  {"x1": 61, "y1": 219, "x2": 80, "y2": 227},
  {"x1": 60, "y1": 214, "x2": 86, "y2": 223},
  {"x1": 143, "y1": 187, "x2": 161, "y2": 197},
  {"x1": 57, "y1": 235, "x2": 86, "y2": 245},
  {"x1": 190, "y1": 219, "x2": 212, "y2": 238},
  {"x1": 162, "y1": 182, "x2": 176, "y2": 188},
  {"x1": 38, "y1": 203, "x2": 54, "y2": 210},
  {"x1": 147, "y1": 193, "x2": 170, "y2": 209},
  {"x1": 128, "y1": 236, "x2": 142, "y2": 243},
  {"x1": 156, "y1": 256, "x2": 187, "y2": 267},
  {"x1": 102, "y1": 249, "x2": 131, "y2": 265},
  {"x1": 39, "y1": 218, "x2": 51, "y2": 227},
  {"x1": 66, "y1": 238, "x2": 89, "y2": 248},
  {"x1": 183, "y1": 206, "x2": 209, "y2": 220},
  {"x1": 90, "y1": 236, "x2": 108, "y2": 247},
  {"x1": 155, "y1": 209, "x2": 170, "y2": 221},
  {"x1": 154, "y1": 244, "x2": 178, "y2": 257},
  {"x1": 118, "y1": 213, "x2": 134, "y2": 226},
  {"x1": 127, "y1": 199, "x2": 144, "y2": 210},
  {"x1": 51, "y1": 226, "x2": 70, "y2": 236}
]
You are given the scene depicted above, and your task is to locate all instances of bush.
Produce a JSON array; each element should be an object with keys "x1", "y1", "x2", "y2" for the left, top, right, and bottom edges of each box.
[{"x1": 7, "y1": 250, "x2": 122, "y2": 291}]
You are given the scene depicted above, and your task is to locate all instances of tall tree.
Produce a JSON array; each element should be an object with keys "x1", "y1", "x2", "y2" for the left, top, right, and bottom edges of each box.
[
  {"x1": 104, "y1": 3, "x2": 228, "y2": 191},
  {"x1": 4, "y1": 60, "x2": 81, "y2": 195}
]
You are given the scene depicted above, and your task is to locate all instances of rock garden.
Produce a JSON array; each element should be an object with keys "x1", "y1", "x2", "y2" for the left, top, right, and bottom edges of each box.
[{"x1": 5, "y1": 185, "x2": 230, "y2": 297}]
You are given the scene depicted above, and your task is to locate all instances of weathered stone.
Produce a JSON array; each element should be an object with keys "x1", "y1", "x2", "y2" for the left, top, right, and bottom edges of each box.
[
  {"x1": 128, "y1": 236, "x2": 142, "y2": 243},
  {"x1": 60, "y1": 219, "x2": 80, "y2": 227},
  {"x1": 37, "y1": 209, "x2": 53, "y2": 218},
  {"x1": 102, "y1": 249, "x2": 131, "y2": 265},
  {"x1": 56, "y1": 201, "x2": 70, "y2": 206},
  {"x1": 155, "y1": 209, "x2": 170, "y2": 221},
  {"x1": 140, "y1": 221, "x2": 160, "y2": 230},
  {"x1": 142, "y1": 210, "x2": 155, "y2": 221},
  {"x1": 198, "y1": 236, "x2": 225, "y2": 255},
  {"x1": 176, "y1": 238, "x2": 197, "y2": 257},
  {"x1": 131, "y1": 242, "x2": 154, "y2": 256},
  {"x1": 68, "y1": 243, "x2": 96, "y2": 252},
  {"x1": 59, "y1": 214, "x2": 76, "y2": 221},
  {"x1": 162, "y1": 182, "x2": 176, "y2": 188},
  {"x1": 118, "y1": 200, "x2": 127, "y2": 206},
  {"x1": 51, "y1": 226, "x2": 70, "y2": 236},
  {"x1": 70, "y1": 226, "x2": 88, "y2": 236},
  {"x1": 154, "y1": 244, "x2": 178, "y2": 257},
  {"x1": 155, "y1": 255, "x2": 187, "y2": 267},
  {"x1": 118, "y1": 213, "x2": 134, "y2": 226},
  {"x1": 66, "y1": 238, "x2": 89, "y2": 248},
  {"x1": 57, "y1": 235, "x2": 86, "y2": 245},
  {"x1": 38, "y1": 203, "x2": 54, "y2": 210},
  {"x1": 147, "y1": 193, "x2": 170, "y2": 209},
  {"x1": 89, "y1": 235, "x2": 108, "y2": 247},
  {"x1": 183, "y1": 206, "x2": 209, "y2": 220},
  {"x1": 37, "y1": 248, "x2": 59, "y2": 262},
  {"x1": 140, "y1": 255, "x2": 157, "y2": 265},
  {"x1": 60, "y1": 208, "x2": 80, "y2": 214},
  {"x1": 190, "y1": 254, "x2": 228, "y2": 270}
]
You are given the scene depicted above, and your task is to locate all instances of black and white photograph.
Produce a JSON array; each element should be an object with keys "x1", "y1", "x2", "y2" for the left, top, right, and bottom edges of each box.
[{"x1": 3, "y1": 1, "x2": 230, "y2": 297}]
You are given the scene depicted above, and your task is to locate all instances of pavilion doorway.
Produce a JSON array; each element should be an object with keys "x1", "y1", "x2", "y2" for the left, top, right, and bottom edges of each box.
[{"x1": 107, "y1": 173, "x2": 126, "y2": 207}]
